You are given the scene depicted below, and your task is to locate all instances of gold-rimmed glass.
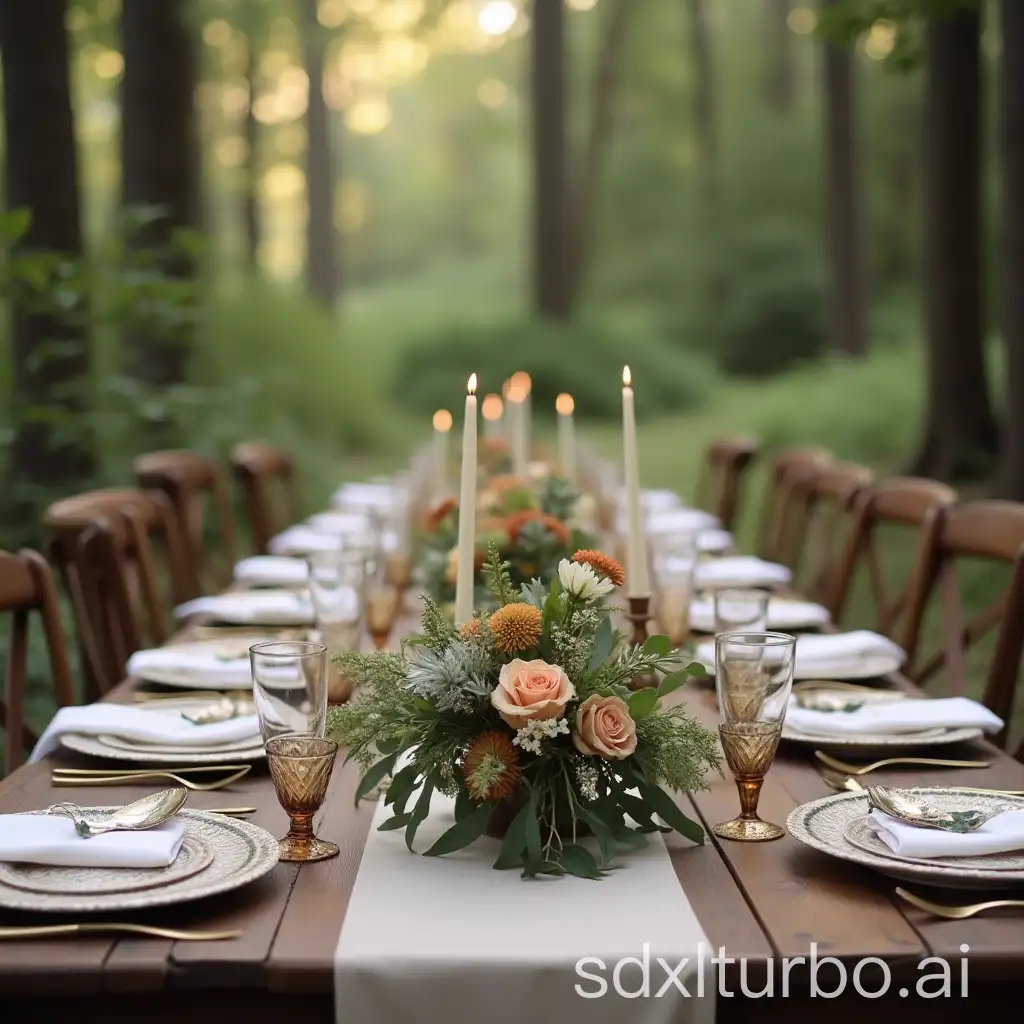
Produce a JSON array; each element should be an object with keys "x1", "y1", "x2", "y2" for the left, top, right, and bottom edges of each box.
[
  {"x1": 713, "y1": 631, "x2": 796, "y2": 842},
  {"x1": 266, "y1": 735, "x2": 339, "y2": 862}
]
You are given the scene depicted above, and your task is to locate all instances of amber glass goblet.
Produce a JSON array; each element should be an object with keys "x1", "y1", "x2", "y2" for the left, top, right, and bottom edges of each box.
[
  {"x1": 365, "y1": 582, "x2": 399, "y2": 649},
  {"x1": 713, "y1": 631, "x2": 795, "y2": 842},
  {"x1": 266, "y1": 735, "x2": 339, "y2": 862}
]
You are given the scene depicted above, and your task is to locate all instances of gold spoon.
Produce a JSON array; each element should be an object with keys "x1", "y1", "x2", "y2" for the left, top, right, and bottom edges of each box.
[
  {"x1": 814, "y1": 750, "x2": 990, "y2": 775},
  {"x1": 895, "y1": 887, "x2": 1024, "y2": 920},
  {"x1": 0, "y1": 923, "x2": 240, "y2": 941},
  {"x1": 819, "y1": 769, "x2": 1024, "y2": 798},
  {"x1": 46, "y1": 788, "x2": 187, "y2": 838},
  {"x1": 866, "y1": 786, "x2": 1013, "y2": 832}
]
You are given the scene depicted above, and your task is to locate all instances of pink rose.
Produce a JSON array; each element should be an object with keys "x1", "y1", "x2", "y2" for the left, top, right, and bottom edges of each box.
[
  {"x1": 491, "y1": 659, "x2": 575, "y2": 729},
  {"x1": 572, "y1": 695, "x2": 637, "y2": 759}
]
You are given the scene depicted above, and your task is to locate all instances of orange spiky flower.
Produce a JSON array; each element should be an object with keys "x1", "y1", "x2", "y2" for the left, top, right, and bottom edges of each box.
[
  {"x1": 506, "y1": 509, "x2": 570, "y2": 547},
  {"x1": 489, "y1": 602, "x2": 542, "y2": 653},
  {"x1": 462, "y1": 731, "x2": 521, "y2": 802},
  {"x1": 423, "y1": 497, "x2": 457, "y2": 533},
  {"x1": 571, "y1": 549, "x2": 626, "y2": 588},
  {"x1": 459, "y1": 617, "x2": 485, "y2": 640}
]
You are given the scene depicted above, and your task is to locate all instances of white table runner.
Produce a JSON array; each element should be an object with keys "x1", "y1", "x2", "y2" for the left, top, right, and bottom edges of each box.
[{"x1": 335, "y1": 794, "x2": 715, "y2": 1024}]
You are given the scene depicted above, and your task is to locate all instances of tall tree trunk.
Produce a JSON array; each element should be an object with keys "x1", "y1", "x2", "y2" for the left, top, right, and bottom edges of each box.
[
  {"x1": 911, "y1": 7, "x2": 999, "y2": 479},
  {"x1": 530, "y1": 0, "x2": 570, "y2": 318},
  {"x1": 0, "y1": 0, "x2": 93, "y2": 513},
  {"x1": 243, "y1": 43, "x2": 260, "y2": 268},
  {"x1": 121, "y1": 0, "x2": 201, "y2": 387},
  {"x1": 566, "y1": 0, "x2": 633, "y2": 305},
  {"x1": 822, "y1": 0, "x2": 867, "y2": 357},
  {"x1": 766, "y1": 0, "x2": 795, "y2": 112},
  {"x1": 302, "y1": 0, "x2": 338, "y2": 308},
  {"x1": 1000, "y1": 0, "x2": 1024, "y2": 498}
]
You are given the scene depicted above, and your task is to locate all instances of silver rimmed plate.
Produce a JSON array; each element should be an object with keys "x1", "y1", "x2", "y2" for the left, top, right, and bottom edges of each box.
[
  {"x1": 0, "y1": 810, "x2": 279, "y2": 913},
  {"x1": 60, "y1": 699, "x2": 265, "y2": 764},
  {"x1": 786, "y1": 789, "x2": 1024, "y2": 889}
]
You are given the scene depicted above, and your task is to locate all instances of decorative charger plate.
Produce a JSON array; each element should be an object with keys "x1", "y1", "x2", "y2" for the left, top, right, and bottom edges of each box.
[
  {"x1": 0, "y1": 810, "x2": 280, "y2": 913},
  {"x1": 131, "y1": 637, "x2": 263, "y2": 689},
  {"x1": 60, "y1": 698, "x2": 265, "y2": 765},
  {"x1": 786, "y1": 789, "x2": 1024, "y2": 889}
]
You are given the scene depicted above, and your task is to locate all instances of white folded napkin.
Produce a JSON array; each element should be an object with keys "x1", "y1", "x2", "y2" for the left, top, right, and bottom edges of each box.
[
  {"x1": 868, "y1": 807, "x2": 1024, "y2": 859},
  {"x1": 173, "y1": 591, "x2": 314, "y2": 625},
  {"x1": 305, "y1": 511, "x2": 375, "y2": 536},
  {"x1": 640, "y1": 489, "x2": 682, "y2": 512},
  {"x1": 126, "y1": 647, "x2": 252, "y2": 687},
  {"x1": 29, "y1": 704, "x2": 261, "y2": 762},
  {"x1": 697, "y1": 528, "x2": 733, "y2": 553},
  {"x1": 332, "y1": 482, "x2": 402, "y2": 511},
  {"x1": 268, "y1": 525, "x2": 343, "y2": 555},
  {"x1": 646, "y1": 508, "x2": 721, "y2": 534},
  {"x1": 689, "y1": 596, "x2": 830, "y2": 633},
  {"x1": 786, "y1": 695, "x2": 1002, "y2": 736},
  {"x1": 0, "y1": 814, "x2": 188, "y2": 868},
  {"x1": 234, "y1": 555, "x2": 308, "y2": 587},
  {"x1": 790, "y1": 630, "x2": 905, "y2": 675},
  {"x1": 695, "y1": 556, "x2": 792, "y2": 588}
]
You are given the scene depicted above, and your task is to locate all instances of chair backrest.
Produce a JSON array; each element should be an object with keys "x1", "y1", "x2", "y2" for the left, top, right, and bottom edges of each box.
[
  {"x1": 134, "y1": 449, "x2": 238, "y2": 598},
  {"x1": 44, "y1": 488, "x2": 189, "y2": 698},
  {"x1": 756, "y1": 446, "x2": 832, "y2": 562},
  {"x1": 899, "y1": 500, "x2": 1024, "y2": 744},
  {"x1": 827, "y1": 477, "x2": 958, "y2": 634},
  {"x1": 0, "y1": 549, "x2": 75, "y2": 775},
  {"x1": 231, "y1": 442, "x2": 300, "y2": 555},
  {"x1": 693, "y1": 436, "x2": 759, "y2": 532}
]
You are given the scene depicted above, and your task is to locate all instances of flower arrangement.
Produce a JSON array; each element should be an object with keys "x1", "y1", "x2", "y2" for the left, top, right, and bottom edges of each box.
[
  {"x1": 328, "y1": 546, "x2": 721, "y2": 880},
  {"x1": 418, "y1": 474, "x2": 592, "y2": 609}
]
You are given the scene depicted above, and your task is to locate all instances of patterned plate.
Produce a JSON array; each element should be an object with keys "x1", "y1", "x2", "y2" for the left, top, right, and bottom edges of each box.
[
  {"x1": 787, "y1": 789, "x2": 1024, "y2": 889},
  {"x1": 782, "y1": 723, "x2": 983, "y2": 755},
  {"x1": 0, "y1": 827, "x2": 213, "y2": 896},
  {"x1": 60, "y1": 699, "x2": 266, "y2": 765},
  {"x1": 0, "y1": 810, "x2": 280, "y2": 913}
]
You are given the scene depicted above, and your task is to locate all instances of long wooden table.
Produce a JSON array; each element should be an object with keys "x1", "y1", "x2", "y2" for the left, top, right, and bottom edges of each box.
[{"x1": 1, "y1": 605, "x2": 1023, "y2": 1022}]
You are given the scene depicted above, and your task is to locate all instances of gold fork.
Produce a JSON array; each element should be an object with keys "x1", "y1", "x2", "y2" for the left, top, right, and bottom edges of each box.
[
  {"x1": 814, "y1": 750, "x2": 990, "y2": 775},
  {"x1": 0, "y1": 923, "x2": 240, "y2": 941},
  {"x1": 51, "y1": 767, "x2": 251, "y2": 792},
  {"x1": 895, "y1": 887, "x2": 1024, "y2": 920}
]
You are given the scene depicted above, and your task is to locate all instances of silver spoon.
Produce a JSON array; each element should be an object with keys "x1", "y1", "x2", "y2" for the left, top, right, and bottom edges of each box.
[
  {"x1": 867, "y1": 786, "x2": 1013, "y2": 833},
  {"x1": 47, "y1": 788, "x2": 188, "y2": 838}
]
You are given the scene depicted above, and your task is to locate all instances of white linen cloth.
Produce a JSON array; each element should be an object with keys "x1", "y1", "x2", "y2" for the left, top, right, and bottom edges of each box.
[
  {"x1": 234, "y1": 555, "x2": 308, "y2": 588},
  {"x1": 268, "y1": 525, "x2": 344, "y2": 555},
  {"x1": 640, "y1": 489, "x2": 683, "y2": 512},
  {"x1": 696, "y1": 529, "x2": 732, "y2": 554},
  {"x1": 305, "y1": 510, "x2": 374, "y2": 536},
  {"x1": 173, "y1": 590, "x2": 314, "y2": 625},
  {"x1": 695, "y1": 630, "x2": 904, "y2": 676},
  {"x1": 335, "y1": 794, "x2": 715, "y2": 1024},
  {"x1": 126, "y1": 647, "x2": 252, "y2": 687},
  {"x1": 694, "y1": 557, "x2": 791, "y2": 589},
  {"x1": 0, "y1": 814, "x2": 187, "y2": 868},
  {"x1": 689, "y1": 596, "x2": 829, "y2": 634},
  {"x1": 646, "y1": 509, "x2": 721, "y2": 534},
  {"x1": 786, "y1": 696, "x2": 1003, "y2": 737},
  {"x1": 332, "y1": 481, "x2": 403, "y2": 512},
  {"x1": 867, "y1": 808, "x2": 1024, "y2": 859},
  {"x1": 29, "y1": 704, "x2": 261, "y2": 762}
]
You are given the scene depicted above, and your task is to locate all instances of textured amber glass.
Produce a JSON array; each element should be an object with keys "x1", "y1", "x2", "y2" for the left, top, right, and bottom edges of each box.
[{"x1": 266, "y1": 736, "x2": 339, "y2": 862}]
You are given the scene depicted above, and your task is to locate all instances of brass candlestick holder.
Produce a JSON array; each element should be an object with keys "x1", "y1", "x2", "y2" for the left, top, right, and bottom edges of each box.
[{"x1": 627, "y1": 595, "x2": 657, "y2": 689}]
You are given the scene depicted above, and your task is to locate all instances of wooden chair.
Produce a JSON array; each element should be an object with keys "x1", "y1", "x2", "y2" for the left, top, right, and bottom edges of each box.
[
  {"x1": 755, "y1": 446, "x2": 832, "y2": 562},
  {"x1": 0, "y1": 549, "x2": 76, "y2": 775},
  {"x1": 44, "y1": 489, "x2": 190, "y2": 698},
  {"x1": 827, "y1": 477, "x2": 958, "y2": 634},
  {"x1": 231, "y1": 442, "x2": 301, "y2": 555},
  {"x1": 899, "y1": 500, "x2": 1024, "y2": 745},
  {"x1": 693, "y1": 436, "x2": 759, "y2": 531},
  {"x1": 134, "y1": 449, "x2": 238, "y2": 598}
]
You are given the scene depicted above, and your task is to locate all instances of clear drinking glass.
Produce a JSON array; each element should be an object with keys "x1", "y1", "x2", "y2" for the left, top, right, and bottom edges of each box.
[
  {"x1": 713, "y1": 631, "x2": 796, "y2": 842},
  {"x1": 249, "y1": 640, "x2": 328, "y2": 742},
  {"x1": 307, "y1": 551, "x2": 364, "y2": 705},
  {"x1": 713, "y1": 588, "x2": 769, "y2": 633}
]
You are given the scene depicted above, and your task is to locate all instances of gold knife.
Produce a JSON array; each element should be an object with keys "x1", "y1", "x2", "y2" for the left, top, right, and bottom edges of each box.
[{"x1": 0, "y1": 923, "x2": 240, "y2": 941}]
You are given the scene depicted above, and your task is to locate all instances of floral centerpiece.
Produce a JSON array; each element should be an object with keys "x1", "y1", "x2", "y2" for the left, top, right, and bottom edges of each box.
[
  {"x1": 418, "y1": 474, "x2": 593, "y2": 609},
  {"x1": 328, "y1": 547, "x2": 721, "y2": 880}
]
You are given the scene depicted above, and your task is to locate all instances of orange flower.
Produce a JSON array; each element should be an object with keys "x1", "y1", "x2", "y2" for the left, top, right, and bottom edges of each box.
[
  {"x1": 462, "y1": 731, "x2": 521, "y2": 802},
  {"x1": 571, "y1": 549, "x2": 626, "y2": 588},
  {"x1": 459, "y1": 617, "x2": 485, "y2": 640},
  {"x1": 506, "y1": 509, "x2": 570, "y2": 547},
  {"x1": 489, "y1": 602, "x2": 542, "y2": 654},
  {"x1": 423, "y1": 497, "x2": 457, "y2": 533}
]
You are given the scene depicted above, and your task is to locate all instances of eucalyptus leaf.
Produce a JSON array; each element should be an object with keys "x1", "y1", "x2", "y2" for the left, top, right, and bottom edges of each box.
[
  {"x1": 589, "y1": 614, "x2": 615, "y2": 671},
  {"x1": 378, "y1": 813, "x2": 411, "y2": 831},
  {"x1": 406, "y1": 777, "x2": 436, "y2": 852},
  {"x1": 627, "y1": 687, "x2": 659, "y2": 720},
  {"x1": 383, "y1": 763, "x2": 418, "y2": 815},
  {"x1": 640, "y1": 783, "x2": 706, "y2": 846},
  {"x1": 454, "y1": 785, "x2": 474, "y2": 822},
  {"x1": 656, "y1": 670, "x2": 689, "y2": 698},
  {"x1": 493, "y1": 802, "x2": 533, "y2": 870},
  {"x1": 355, "y1": 752, "x2": 398, "y2": 805},
  {"x1": 618, "y1": 792, "x2": 669, "y2": 833},
  {"x1": 643, "y1": 634, "x2": 672, "y2": 657},
  {"x1": 559, "y1": 843, "x2": 603, "y2": 879},
  {"x1": 424, "y1": 804, "x2": 493, "y2": 856}
]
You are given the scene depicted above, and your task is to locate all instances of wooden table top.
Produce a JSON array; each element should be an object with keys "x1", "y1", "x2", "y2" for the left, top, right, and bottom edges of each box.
[{"x1": 1, "y1": 600, "x2": 1023, "y2": 1022}]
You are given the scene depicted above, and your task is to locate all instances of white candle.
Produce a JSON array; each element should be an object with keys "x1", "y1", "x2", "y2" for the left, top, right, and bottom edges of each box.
[
  {"x1": 431, "y1": 409, "x2": 452, "y2": 500},
  {"x1": 481, "y1": 393, "x2": 503, "y2": 437},
  {"x1": 454, "y1": 374, "x2": 478, "y2": 626},
  {"x1": 556, "y1": 392, "x2": 577, "y2": 485},
  {"x1": 519, "y1": 372, "x2": 532, "y2": 468},
  {"x1": 507, "y1": 382, "x2": 527, "y2": 475},
  {"x1": 621, "y1": 366, "x2": 650, "y2": 596}
]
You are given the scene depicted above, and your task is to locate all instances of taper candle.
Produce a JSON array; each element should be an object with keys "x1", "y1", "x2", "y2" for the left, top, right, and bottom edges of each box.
[
  {"x1": 621, "y1": 366, "x2": 650, "y2": 596},
  {"x1": 454, "y1": 374, "x2": 478, "y2": 625},
  {"x1": 507, "y1": 380, "x2": 527, "y2": 475},
  {"x1": 556, "y1": 392, "x2": 577, "y2": 485},
  {"x1": 481, "y1": 393, "x2": 503, "y2": 437},
  {"x1": 431, "y1": 409, "x2": 452, "y2": 500}
]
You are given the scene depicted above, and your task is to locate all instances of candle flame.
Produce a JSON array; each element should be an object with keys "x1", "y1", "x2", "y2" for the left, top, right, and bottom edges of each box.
[
  {"x1": 556, "y1": 393, "x2": 574, "y2": 415},
  {"x1": 467, "y1": 373, "x2": 478, "y2": 395},
  {"x1": 481, "y1": 394, "x2": 504, "y2": 420},
  {"x1": 433, "y1": 409, "x2": 453, "y2": 432},
  {"x1": 622, "y1": 365, "x2": 631, "y2": 387}
]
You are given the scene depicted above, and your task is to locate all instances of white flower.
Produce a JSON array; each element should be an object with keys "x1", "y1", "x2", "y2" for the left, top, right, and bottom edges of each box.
[
  {"x1": 557, "y1": 558, "x2": 615, "y2": 601},
  {"x1": 513, "y1": 716, "x2": 570, "y2": 755}
]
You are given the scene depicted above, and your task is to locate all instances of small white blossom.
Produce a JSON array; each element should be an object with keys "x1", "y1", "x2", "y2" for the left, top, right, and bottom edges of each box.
[
  {"x1": 513, "y1": 716, "x2": 570, "y2": 755},
  {"x1": 557, "y1": 559, "x2": 615, "y2": 601}
]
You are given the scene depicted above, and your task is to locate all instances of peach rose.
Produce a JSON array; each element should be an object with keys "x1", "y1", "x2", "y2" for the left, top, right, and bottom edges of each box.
[
  {"x1": 572, "y1": 695, "x2": 637, "y2": 759},
  {"x1": 491, "y1": 659, "x2": 575, "y2": 729}
]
